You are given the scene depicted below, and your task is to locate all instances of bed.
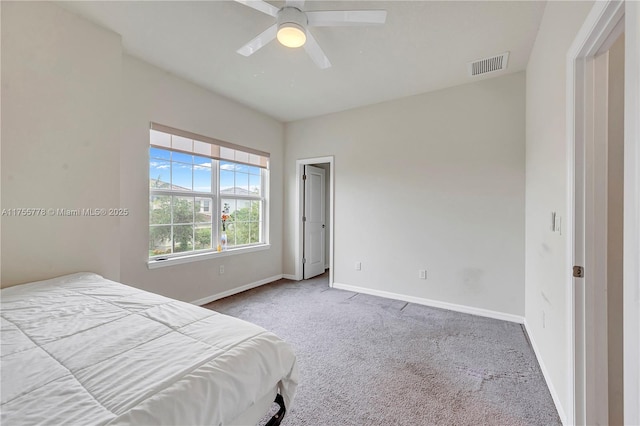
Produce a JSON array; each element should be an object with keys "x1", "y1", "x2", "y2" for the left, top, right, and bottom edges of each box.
[{"x1": 0, "y1": 272, "x2": 298, "y2": 425}]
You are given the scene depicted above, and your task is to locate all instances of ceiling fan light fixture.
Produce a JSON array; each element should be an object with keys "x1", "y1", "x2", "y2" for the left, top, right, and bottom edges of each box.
[
  {"x1": 276, "y1": 7, "x2": 308, "y2": 48},
  {"x1": 277, "y1": 23, "x2": 306, "y2": 48},
  {"x1": 235, "y1": 0, "x2": 388, "y2": 69}
]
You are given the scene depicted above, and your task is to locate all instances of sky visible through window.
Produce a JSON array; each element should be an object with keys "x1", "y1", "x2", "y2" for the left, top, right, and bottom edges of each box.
[{"x1": 149, "y1": 148, "x2": 261, "y2": 195}]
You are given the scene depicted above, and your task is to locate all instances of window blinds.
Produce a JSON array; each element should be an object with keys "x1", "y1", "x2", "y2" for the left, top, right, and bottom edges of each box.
[{"x1": 150, "y1": 122, "x2": 270, "y2": 169}]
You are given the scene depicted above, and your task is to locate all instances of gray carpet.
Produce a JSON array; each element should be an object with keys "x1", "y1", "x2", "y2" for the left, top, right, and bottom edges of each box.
[{"x1": 204, "y1": 273, "x2": 561, "y2": 426}]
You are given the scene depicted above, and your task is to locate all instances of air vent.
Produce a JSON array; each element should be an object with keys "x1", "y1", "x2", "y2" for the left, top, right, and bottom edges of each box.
[{"x1": 467, "y1": 52, "x2": 509, "y2": 76}]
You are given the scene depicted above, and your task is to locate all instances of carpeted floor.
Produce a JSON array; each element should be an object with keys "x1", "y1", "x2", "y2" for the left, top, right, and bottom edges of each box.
[{"x1": 204, "y1": 272, "x2": 561, "y2": 426}]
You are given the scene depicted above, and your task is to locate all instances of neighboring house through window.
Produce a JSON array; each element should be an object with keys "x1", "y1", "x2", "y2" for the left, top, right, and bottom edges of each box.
[{"x1": 149, "y1": 123, "x2": 269, "y2": 260}]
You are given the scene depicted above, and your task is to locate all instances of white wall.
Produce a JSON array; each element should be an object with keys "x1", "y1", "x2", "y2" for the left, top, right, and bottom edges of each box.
[
  {"x1": 524, "y1": 1, "x2": 594, "y2": 422},
  {"x1": 1, "y1": 1, "x2": 122, "y2": 287},
  {"x1": 0, "y1": 2, "x2": 285, "y2": 302},
  {"x1": 120, "y1": 56, "x2": 285, "y2": 302},
  {"x1": 284, "y1": 72, "x2": 526, "y2": 317}
]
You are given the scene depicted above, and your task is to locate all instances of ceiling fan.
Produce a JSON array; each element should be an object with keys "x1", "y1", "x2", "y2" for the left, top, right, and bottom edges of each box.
[{"x1": 234, "y1": 0, "x2": 387, "y2": 69}]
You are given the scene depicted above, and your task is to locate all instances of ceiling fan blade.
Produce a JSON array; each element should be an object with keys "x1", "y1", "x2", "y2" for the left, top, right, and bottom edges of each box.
[
  {"x1": 234, "y1": 0, "x2": 279, "y2": 18},
  {"x1": 307, "y1": 10, "x2": 387, "y2": 27},
  {"x1": 237, "y1": 24, "x2": 277, "y2": 56},
  {"x1": 285, "y1": 0, "x2": 305, "y2": 9},
  {"x1": 304, "y1": 31, "x2": 331, "y2": 69}
]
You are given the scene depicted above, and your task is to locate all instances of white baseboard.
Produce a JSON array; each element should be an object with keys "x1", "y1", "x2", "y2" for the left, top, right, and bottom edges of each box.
[
  {"x1": 332, "y1": 282, "x2": 525, "y2": 324},
  {"x1": 282, "y1": 274, "x2": 299, "y2": 280},
  {"x1": 523, "y1": 319, "x2": 567, "y2": 425},
  {"x1": 191, "y1": 274, "x2": 283, "y2": 306}
]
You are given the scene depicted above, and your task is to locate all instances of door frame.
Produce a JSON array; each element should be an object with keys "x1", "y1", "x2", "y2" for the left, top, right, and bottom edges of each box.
[
  {"x1": 294, "y1": 156, "x2": 334, "y2": 285},
  {"x1": 567, "y1": 1, "x2": 640, "y2": 424}
]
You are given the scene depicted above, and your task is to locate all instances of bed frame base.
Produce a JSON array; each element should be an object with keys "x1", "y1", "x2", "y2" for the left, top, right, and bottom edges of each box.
[{"x1": 265, "y1": 394, "x2": 286, "y2": 426}]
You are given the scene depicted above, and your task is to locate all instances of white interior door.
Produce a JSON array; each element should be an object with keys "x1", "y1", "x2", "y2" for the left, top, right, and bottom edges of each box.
[{"x1": 303, "y1": 165, "x2": 325, "y2": 279}]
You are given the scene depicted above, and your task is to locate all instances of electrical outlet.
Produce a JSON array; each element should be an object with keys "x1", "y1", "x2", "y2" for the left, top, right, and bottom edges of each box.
[
  {"x1": 219, "y1": 265, "x2": 225, "y2": 275},
  {"x1": 419, "y1": 269, "x2": 427, "y2": 279},
  {"x1": 355, "y1": 262, "x2": 361, "y2": 271}
]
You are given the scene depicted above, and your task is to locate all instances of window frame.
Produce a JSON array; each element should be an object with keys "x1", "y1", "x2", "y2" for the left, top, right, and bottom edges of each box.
[
  {"x1": 148, "y1": 124, "x2": 270, "y2": 268},
  {"x1": 219, "y1": 160, "x2": 266, "y2": 249}
]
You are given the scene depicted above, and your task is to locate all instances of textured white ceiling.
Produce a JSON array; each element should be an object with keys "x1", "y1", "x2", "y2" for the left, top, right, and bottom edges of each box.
[{"x1": 58, "y1": 1, "x2": 546, "y2": 122}]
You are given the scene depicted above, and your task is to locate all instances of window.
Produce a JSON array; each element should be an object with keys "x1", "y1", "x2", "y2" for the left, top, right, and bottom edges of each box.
[
  {"x1": 149, "y1": 123, "x2": 269, "y2": 261},
  {"x1": 220, "y1": 161, "x2": 264, "y2": 246}
]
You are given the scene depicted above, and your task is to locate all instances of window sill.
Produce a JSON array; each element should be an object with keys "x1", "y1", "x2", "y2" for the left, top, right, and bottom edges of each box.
[{"x1": 147, "y1": 244, "x2": 270, "y2": 269}]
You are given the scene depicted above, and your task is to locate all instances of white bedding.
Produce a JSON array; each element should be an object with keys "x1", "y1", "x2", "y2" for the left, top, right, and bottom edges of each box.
[{"x1": 0, "y1": 273, "x2": 298, "y2": 425}]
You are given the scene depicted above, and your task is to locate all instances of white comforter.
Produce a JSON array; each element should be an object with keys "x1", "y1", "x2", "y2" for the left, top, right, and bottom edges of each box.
[{"x1": 0, "y1": 273, "x2": 298, "y2": 425}]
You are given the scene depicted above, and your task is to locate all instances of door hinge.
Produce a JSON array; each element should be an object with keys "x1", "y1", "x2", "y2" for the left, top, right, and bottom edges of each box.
[
  {"x1": 573, "y1": 266, "x2": 584, "y2": 278},
  {"x1": 302, "y1": 216, "x2": 306, "y2": 222},
  {"x1": 302, "y1": 258, "x2": 306, "y2": 264},
  {"x1": 302, "y1": 174, "x2": 307, "y2": 181}
]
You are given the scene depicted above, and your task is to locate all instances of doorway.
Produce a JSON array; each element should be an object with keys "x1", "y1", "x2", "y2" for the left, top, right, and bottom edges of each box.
[
  {"x1": 295, "y1": 156, "x2": 334, "y2": 284},
  {"x1": 303, "y1": 164, "x2": 326, "y2": 279},
  {"x1": 567, "y1": 1, "x2": 629, "y2": 424},
  {"x1": 581, "y1": 32, "x2": 624, "y2": 426}
]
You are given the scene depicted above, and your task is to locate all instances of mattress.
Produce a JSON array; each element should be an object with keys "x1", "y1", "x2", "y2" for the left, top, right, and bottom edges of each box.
[{"x1": 0, "y1": 273, "x2": 298, "y2": 425}]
